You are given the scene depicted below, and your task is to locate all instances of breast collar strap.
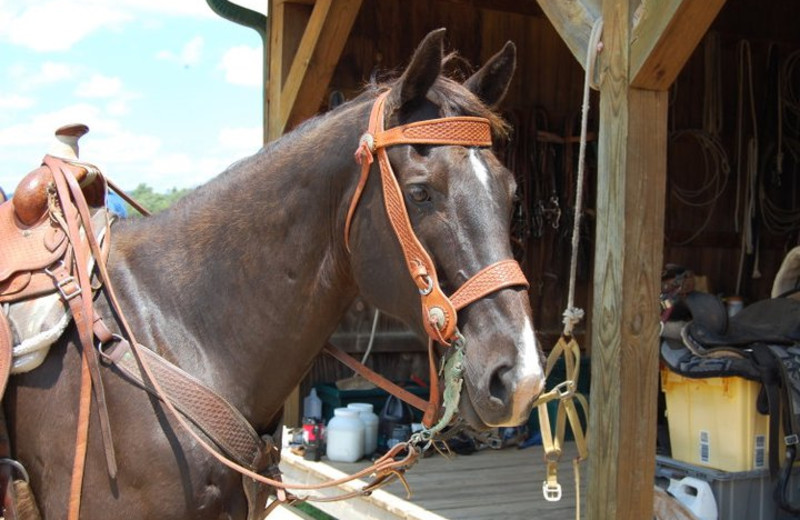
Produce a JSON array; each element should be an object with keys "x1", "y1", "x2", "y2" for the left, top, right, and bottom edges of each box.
[{"x1": 345, "y1": 89, "x2": 529, "y2": 345}]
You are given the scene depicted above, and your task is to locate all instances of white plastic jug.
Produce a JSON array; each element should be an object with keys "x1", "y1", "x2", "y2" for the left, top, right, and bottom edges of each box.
[
  {"x1": 325, "y1": 408, "x2": 365, "y2": 463},
  {"x1": 348, "y1": 402, "x2": 379, "y2": 456},
  {"x1": 303, "y1": 388, "x2": 322, "y2": 421},
  {"x1": 667, "y1": 477, "x2": 718, "y2": 520}
]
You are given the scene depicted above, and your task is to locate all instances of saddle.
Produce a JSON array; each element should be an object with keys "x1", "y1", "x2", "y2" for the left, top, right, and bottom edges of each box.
[
  {"x1": 0, "y1": 125, "x2": 283, "y2": 520},
  {"x1": 660, "y1": 291, "x2": 800, "y2": 515},
  {"x1": 0, "y1": 124, "x2": 109, "y2": 398}
]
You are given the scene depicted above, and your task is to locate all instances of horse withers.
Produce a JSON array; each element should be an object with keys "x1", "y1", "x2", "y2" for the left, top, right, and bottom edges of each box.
[{"x1": 5, "y1": 29, "x2": 545, "y2": 519}]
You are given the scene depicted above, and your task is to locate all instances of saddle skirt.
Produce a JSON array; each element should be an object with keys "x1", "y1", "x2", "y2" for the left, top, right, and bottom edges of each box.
[
  {"x1": 4, "y1": 210, "x2": 112, "y2": 373},
  {"x1": 0, "y1": 154, "x2": 112, "y2": 375}
]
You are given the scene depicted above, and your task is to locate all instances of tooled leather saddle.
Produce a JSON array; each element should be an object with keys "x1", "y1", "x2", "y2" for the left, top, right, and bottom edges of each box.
[
  {"x1": 0, "y1": 124, "x2": 109, "y2": 396},
  {"x1": 0, "y1": 124, "x2": 282, "y2": 520}
]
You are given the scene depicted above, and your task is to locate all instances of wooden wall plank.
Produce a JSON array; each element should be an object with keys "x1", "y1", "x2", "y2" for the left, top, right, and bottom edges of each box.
[{"x1": 630, "y1": 0, "x2": 727, "y2": 89}]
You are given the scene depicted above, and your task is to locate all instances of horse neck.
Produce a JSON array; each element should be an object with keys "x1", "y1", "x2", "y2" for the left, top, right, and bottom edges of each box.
[{"x1": 111, "y1": 100, "x2": 373, "y2": 426}]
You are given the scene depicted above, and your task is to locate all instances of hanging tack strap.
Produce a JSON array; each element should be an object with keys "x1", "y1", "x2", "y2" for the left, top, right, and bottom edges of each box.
[{"x1": 534, "y1": 16, "x2": 602, "y2": 518}]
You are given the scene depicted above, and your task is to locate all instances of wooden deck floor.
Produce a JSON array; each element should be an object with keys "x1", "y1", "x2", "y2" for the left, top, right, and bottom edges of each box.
[{"x1": 281, "y1": 442, "x2": 587, "y2": 520}]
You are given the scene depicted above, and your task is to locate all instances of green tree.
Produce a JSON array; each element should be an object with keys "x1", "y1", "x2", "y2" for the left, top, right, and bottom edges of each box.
[{"x1": 124, "y1": 184, "x2": 192, "y2": 216}]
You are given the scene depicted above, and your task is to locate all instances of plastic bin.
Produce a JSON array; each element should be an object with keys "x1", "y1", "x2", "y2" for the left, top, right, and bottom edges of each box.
[
  {"x1": 661, "y1": 366, "x2": 771, "y2": 472},
  {"x1": 656, "y1": 455, "x2": 800, "y2": 520}
]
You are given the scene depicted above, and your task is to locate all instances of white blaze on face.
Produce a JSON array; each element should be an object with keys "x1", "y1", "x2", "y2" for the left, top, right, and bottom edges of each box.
[
  {"x1": 469, "y1": 148, "x2": 490, "y2": 192},
  {"x1": 518, "y1": 316, "x2": 543, "y2": 381}
]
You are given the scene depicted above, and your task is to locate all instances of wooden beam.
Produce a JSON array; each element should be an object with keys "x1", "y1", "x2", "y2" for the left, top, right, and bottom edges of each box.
[
  {"x1": 283, "y1": 0, "x2": 362, "y2": 132},
  {"x1": 268, "y1": 0, "x2": 362, "y2": 139},
  {"x1": 630, "y1": 0, "x2": 727, "y2": 90},
  {"x1": 268, "y1": 0, "x2": 315, "y2": 140},
  {"x1": 267, "y1": 0, "x2": 287, "y2": 141},
  {"x1": 278, "y1": 0, "x2": 334, "y2": 126},
  {"x1": 435, "y1": 0, "x2": 543, "y2": 17},
  {"x1": 587, "y1": 0, "x2": 666, "y2": 518},
  {"x1": 536, "y1": 0, "x2": 599, "y2": 68}
]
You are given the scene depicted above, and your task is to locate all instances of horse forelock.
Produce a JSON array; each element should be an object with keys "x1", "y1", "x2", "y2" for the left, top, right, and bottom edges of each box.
[{"x1": 370, "y1": 59, "x2": 510, "y2": 139}]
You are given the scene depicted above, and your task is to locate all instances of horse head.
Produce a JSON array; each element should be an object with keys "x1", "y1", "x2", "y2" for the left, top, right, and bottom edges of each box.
[{"x1": 347, "y1": 29, "x2": 544, "y2": 429}]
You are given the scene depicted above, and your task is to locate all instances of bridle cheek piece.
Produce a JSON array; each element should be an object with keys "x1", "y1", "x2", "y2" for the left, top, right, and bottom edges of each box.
[{"x1": 345, "y1": 89, "x2": 530, "y2": 345}]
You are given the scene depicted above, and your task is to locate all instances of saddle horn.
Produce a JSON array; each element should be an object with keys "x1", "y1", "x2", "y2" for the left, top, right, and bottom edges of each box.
[
  {"x1": 51, "y1": 124, "x2": 89, "y2": 160},
  {"x1": 12, "y1": 124, "x2": 96, "y2": 225}
]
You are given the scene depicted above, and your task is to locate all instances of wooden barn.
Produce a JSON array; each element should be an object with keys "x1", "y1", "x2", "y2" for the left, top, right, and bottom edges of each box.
[{"x1": 209, "y1": 0, "x2": 800, "y2": 518}]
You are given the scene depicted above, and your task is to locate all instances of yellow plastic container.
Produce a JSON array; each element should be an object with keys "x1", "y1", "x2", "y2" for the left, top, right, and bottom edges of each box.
[{"x1": 661, "y1": 367, "x2": 771, "y2": 472}]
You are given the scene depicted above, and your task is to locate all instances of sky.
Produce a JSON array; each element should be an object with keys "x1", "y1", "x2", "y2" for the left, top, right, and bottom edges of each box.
[{"x1": 1, "y1": 0, "x2": 267, "y2": 193}]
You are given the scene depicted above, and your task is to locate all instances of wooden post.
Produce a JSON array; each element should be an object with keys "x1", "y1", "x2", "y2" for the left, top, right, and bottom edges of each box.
[{"x1": 536, "y1": 0, "x2": 726, "y2": 517}]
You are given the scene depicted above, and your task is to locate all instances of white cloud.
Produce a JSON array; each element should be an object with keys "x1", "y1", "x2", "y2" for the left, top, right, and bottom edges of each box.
[
  {"x1": 6, "y1": 61, "x2": 77, "y2": 90},
  {"x1": 0, "y1": 95, "x2": 36, "y2": 110},
  {"x1": 219, "y1": 45, "x2": 262, "y2": 87},
  {"x1": 2, "y1": 1, "x2": 131, "y2": 52},
  {"x1": 0, "y1": 0, "x2": 219, "y2": 53},
  {"x1": 87, "y1": 131, "x2": 162, "y2": 166},
  {"x1": 76, "y1": 74, "x2": 123, "y2": 98},
  {"x1": 229, "y1": 0, "x2": 267, "y2": 15},
  {"x1": 0, "y1": 104, "x2": 104, "y2": 148},
  {"x1": 106, "y1": 99, "x2": 131, "y2": 116},
  {"x1": 157, "y1": 36, "x2": 204, "y2": 67},
  {"x1": 116, "y1": 0, "x2": 215, "y2": 18},
  {"x1": 35, "y1": 62, "x2": 75, "y2": 85},
  {"x1": 218, "y1": 126, "x2": 262, "y2": 152}
]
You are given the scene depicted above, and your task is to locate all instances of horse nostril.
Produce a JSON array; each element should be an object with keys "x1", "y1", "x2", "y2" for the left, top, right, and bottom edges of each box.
[{"x1": 489, "y1": 364, "x2": 512, "y2": 404}]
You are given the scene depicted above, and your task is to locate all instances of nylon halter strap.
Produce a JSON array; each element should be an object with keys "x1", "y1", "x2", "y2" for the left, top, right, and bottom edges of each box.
[{"x1": 339, "y1": 89, "x2": 530, "y2": 427}]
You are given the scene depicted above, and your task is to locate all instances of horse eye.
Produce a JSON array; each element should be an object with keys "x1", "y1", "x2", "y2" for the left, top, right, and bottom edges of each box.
[
  {"x1": 412, "y1": 144, "x2": 431, "y2": 157},
  {"x1": 408, "y1": 185, "x2": 431, "y2": 204}
]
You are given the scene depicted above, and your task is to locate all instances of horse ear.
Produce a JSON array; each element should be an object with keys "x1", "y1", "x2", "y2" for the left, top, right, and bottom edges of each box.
[
  {"x1": 391, "y1": 28, "x2": 446, "y2": 109},
  {"x1": 464, "y1": 41, "x2": 516, "y2": 108}
]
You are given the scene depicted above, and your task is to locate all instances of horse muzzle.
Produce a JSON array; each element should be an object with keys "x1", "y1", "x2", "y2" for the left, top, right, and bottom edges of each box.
[{"x1": 458, "y1": 313, "x2": 545, "y2": 428}]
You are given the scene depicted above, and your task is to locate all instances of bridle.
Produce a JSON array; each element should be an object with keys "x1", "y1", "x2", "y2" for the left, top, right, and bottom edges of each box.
[{"x1": 333, "y1": 89, "x2": 530, "y2": 432}]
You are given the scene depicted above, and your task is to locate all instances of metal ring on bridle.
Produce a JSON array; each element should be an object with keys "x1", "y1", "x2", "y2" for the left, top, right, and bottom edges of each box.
[
  {"x1": 97, "y1": 333, "x2": 124, "y2": 361},
  {"x1": 0, "y1": 458, "x2": 30, "y2": 483},
  {"x1": 418, "y1": 274, "x2": 434, "y2": 295}
]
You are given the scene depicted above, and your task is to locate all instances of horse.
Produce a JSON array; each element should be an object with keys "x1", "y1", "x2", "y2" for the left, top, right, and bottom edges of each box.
[{"x1": 4, "y1": 28, "x2": 545, "y2": 519}]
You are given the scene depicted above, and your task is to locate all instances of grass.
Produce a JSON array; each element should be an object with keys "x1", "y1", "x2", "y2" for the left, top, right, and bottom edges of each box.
[{"x1": 293, "y1": 502, "x2": 338, "y2": 520}]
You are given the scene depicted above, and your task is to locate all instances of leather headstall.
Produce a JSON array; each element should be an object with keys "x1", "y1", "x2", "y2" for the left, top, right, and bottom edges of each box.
[{"x1": 335, "y1": 90, "x2": 530, "y2": 428}]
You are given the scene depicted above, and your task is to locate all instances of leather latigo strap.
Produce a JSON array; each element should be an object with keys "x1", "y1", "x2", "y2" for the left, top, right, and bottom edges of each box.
[{"x1": 94, "y1": 319, "x2": 269, "y2": 470}]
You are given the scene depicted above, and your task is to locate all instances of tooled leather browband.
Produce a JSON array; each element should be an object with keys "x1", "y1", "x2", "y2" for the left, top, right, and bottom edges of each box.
[{"x1": 347, "y1": 90, "x2": 529, "y2": 345}]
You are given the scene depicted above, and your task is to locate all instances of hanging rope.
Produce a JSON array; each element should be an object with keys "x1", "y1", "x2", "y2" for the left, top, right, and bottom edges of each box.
[
  {"x1": 758, "y1": 49, "x2": 800, "y2": 236},
  {"x1": 561, "y1": 17, "x2": 603, "y2": 338},
  {"x1": 703, "y1": 32, "x2": 724, "y2": 137},
  {"x1": 667, "y1": 129, "x2": 730, "y2": 246},
  {"x1": 734, "y1": 40, "x2": 761, "y2": 294}
]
